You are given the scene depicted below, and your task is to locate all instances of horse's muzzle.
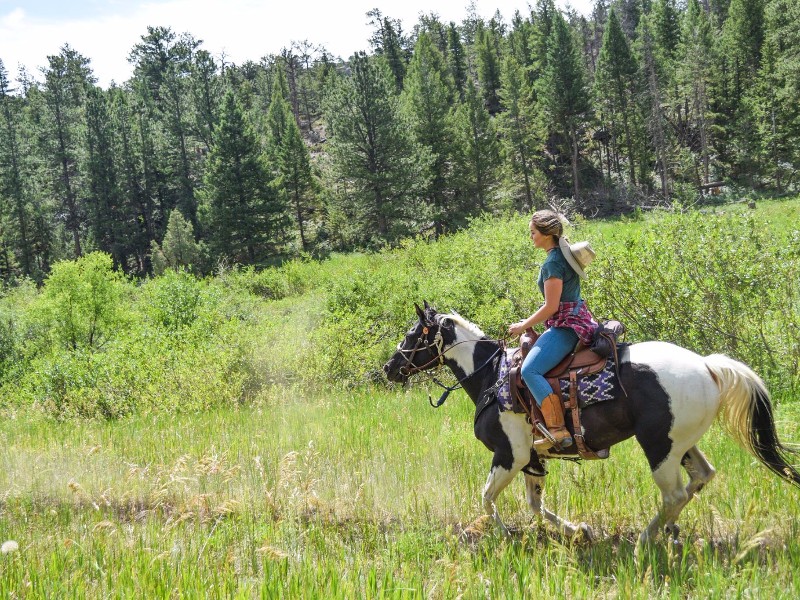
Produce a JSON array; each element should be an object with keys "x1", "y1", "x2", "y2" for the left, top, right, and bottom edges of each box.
[{"x1": 382, "y1": 357, "x2": 409, "y2": 383}]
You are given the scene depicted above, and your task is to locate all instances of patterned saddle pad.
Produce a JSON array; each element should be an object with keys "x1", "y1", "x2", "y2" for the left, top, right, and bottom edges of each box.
[{"x1": 495, "y1": 348, "x2": 618, "y2": 412}]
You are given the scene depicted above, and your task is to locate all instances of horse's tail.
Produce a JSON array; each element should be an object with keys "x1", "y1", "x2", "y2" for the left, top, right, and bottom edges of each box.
[{"x1": 705, "y1": 353, "x2": 800, "y2": 488}]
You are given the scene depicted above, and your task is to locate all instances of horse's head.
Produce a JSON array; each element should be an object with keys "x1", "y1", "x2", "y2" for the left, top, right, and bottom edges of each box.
[{"x1": 383, "y1": 302, "x2": 455, "y2": 383}]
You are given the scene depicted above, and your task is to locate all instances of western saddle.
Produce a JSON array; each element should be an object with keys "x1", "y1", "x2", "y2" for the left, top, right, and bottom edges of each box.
[{"x1": 509, "y1": 323, "x2": 624, "y2": 460}]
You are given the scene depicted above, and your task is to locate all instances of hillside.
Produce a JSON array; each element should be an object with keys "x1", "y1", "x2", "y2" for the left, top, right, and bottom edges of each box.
[{"x1": 1, "y1": 197, "x2": 798, "y2": 419}]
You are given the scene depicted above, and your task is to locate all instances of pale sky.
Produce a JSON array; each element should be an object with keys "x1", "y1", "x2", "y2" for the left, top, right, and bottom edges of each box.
[{"x1": 0, "y1": 0, "x2": 593, "y2": 89}]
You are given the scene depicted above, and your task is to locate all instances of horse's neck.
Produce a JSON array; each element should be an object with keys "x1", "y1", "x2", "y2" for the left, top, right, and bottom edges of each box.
[{"x1": 443, "y1": 325, "x2": 499, "y2": 405}]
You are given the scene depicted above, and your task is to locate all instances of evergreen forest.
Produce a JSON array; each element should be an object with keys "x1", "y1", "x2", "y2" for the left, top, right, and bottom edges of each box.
[{"x1": 1, "y1": 0, "x2": 799, "y2": 282}]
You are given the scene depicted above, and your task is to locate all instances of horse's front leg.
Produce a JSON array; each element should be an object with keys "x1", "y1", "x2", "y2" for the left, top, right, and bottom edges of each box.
[
  {"x1": 524, "y1": 472, "x2": 593, "y2": 540},
  {"x1": 480, "y1": 461, "x2": 521, "y2": 535}
]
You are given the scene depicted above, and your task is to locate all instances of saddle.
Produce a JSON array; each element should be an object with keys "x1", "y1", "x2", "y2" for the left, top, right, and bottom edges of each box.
[{"x1": 508, "y1": 322, "x2": 625, "y2": 460}]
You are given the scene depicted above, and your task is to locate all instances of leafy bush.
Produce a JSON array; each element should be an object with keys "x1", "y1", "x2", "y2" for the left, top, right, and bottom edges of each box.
[
  {"x1": 26, "y1": 252, "x2": 129, "y2": 352},
  {"x1": 1, "y1": 199, "x2": 798, "y2": 419},
  {"x1": 586, "y1": 210, "x2": 800, "y2": 397},
  {"x1": 316, "y1": 205, "x2": 800, "y2": 397},
  {"x1": 141, "y1": 269, "x2": 205, "y2": 331},
  {"x1": 0, "y1": 258, "x2": 259, "y2": 419}
]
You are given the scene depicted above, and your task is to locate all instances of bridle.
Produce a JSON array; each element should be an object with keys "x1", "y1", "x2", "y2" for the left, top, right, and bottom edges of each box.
[
  {"x1": 397, "y1": 325, "x2": 446, "y2": 377},
  {"x1": 395, "y1": 321, "x2": 504, "y2": 407}
]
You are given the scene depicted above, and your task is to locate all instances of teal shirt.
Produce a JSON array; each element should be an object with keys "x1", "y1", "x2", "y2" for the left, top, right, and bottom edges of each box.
[{"x1": 537, "y1": 247, "x2": 581, "y2": 302}]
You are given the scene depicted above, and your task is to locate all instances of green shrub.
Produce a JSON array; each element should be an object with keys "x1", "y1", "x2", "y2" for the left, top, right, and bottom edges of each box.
[
  {"x1": 26, "y1": 252, "x2": 129, "y2": 352},
  {"x1": 316, "y1": 204, "x2": 800, "y2": 396},
  {"x1": 141, "y1": 269, "x2": 205, "y2": 331},
  {"x1": 2, "y1": 200, "x2": 799, "y2": 418}
]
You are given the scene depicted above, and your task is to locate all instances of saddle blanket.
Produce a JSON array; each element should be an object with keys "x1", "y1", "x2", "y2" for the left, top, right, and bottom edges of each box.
[{"x1": 495, "y1": 348, "x2": 618, "y2": 413}]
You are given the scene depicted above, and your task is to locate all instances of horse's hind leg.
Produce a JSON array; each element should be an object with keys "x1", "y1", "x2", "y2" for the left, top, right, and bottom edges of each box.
[
  {"x1": 682, "y1": 446, "x2": 716, "y2": 498},
  {"x1": 638, "y1": 455, "x2": 690, "y2": 548},
  {"x1": 524, "y1": 473, "x2": 592, "y2": 539},
  {"x1": 663, "y1": 446, "x2": 716, "y2": 538}
]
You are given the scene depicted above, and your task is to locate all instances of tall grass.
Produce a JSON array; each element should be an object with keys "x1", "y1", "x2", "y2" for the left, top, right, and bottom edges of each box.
[
  {"x1": 2, "y1": 389, "x2": 800, "y2": 597},
  {"x1": 2, "y1": 194, "x2": 800, "y2": 595}
]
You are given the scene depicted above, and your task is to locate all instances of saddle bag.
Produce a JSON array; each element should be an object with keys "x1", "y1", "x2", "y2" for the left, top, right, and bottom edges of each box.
[{"x1": 589, "y1": 320, "x2": 626, "y2": 358}]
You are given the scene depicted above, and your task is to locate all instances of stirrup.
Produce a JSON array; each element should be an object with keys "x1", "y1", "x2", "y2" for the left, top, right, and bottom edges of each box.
[
  {"x1": 534, "y1": 422, "x2": 558, "y2": 446},
  {"x1": 534, "y1": 424, "x2": 572, "y2": 450}
]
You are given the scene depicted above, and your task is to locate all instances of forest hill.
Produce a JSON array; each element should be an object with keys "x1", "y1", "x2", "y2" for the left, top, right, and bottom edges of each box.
[{"x1": 0, "y1": 0, "x2": 796, "y2": 280}]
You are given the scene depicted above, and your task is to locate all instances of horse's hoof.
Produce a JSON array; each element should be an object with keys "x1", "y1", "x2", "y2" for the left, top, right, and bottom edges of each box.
[
  {"x1": 664, "y1": 523, "x2": 680, "y2": 541},
  {"x1": 571, "y1": 522, "x2": 594, "y2": 543}
]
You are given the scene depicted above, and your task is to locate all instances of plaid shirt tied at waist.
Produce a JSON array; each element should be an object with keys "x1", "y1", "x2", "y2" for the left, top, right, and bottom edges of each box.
[{"x1": 545, "y1": 300, "x2": 598, "y2": 345}]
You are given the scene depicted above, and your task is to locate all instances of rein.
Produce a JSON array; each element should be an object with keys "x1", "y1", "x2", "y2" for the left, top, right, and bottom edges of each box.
[
  {"x1": 395, "y1": 320, "x2": 507, "y2": 408},
  {"x1": 427, "y1": 344, "x2": 503, "y2": 407}
]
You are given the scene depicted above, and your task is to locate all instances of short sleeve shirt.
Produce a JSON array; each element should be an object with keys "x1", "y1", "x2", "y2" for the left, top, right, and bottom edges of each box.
[{"x1": 537, "y1": 247, "x2": 581, "y2": 302}]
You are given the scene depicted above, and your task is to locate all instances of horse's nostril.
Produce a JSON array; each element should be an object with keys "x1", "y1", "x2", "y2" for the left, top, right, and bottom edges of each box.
[{"x1": 382, "y1": 363, "x2": 390, "y2": 373}]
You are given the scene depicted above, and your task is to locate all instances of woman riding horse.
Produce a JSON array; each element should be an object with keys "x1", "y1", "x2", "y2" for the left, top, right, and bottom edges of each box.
[{"x1": 508, "y1": 210, "x2": 598, "y2": 449}]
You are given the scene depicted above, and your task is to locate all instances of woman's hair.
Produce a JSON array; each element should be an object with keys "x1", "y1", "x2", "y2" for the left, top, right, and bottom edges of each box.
[{"x1": 530, "y1": 209, "x2": 563, "y2": 238}]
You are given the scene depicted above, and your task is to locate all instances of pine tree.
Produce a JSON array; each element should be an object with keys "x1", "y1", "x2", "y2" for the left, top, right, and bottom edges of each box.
[
  {"x1": 266, "y1": 68, "x2": 291, "y2": 152},
  {"x1": 189, "y1": 49, "x2": 220, "y2": 150},
  {"x1": 715, "y1": 0, "x2": 766, "y2": 182},
  {"x1": 401, "y1": 33, "x2": 456, "y2": 235},
  {"x1": 538, "y1": 11, "x2": 592, "y2": 200},
  {"x1": 0, "y1": 59, "x2": 33, "y2": 277},
  {"x1": 84, "y1": 86, "x2": 131, "y2": 269},
  {"x1": 651, "y1": 0, "x2": 681, "y2": 64},
  {"x1": 367, "y1": 10, "x2": 408, "y2": 90},
  {"x1": 108, "y1": 87, "x2": 153, "y2": 273},
  {"x1": 594, "y1": 8, "x2": 640, "y2": 185},
  {"x1": 323, "y1": 52, "x2": 428, "y2": 245},
  {"x1": 509, "y1": 10, "x2": 535, "y2": 72},
  {"x1": 498, "y1": 55, "x2": 540, "y2": 209},
  {"x1": 749, "y1": 0, "x2": 800, "y2": 190},
  {"x1": 675, "y1": 0, "x2": 716, "y2": 187},
  {"x1": 150, "y1": 209, "x2": 203, "y2": 274},
  {"x1": 636, "y1": 14, "x2": 670, "y2": 197},
  {"x1": 475, "y1": 23, "x2": 503, "y2": 114},
  {"x1": 446, "y1": 23, "x2": 468, "y2": 100},
  {"x1": 200, "y1": 90, "x2": 285, "y2": 264},
  {"x1": 37, "y1": 45, "x2": 94, "y2": 258},
  {"x1": 129, "y1": 26, "x2": 201, "y2": 227},
  {"x1": 532, "y1": 0, "x2": 558, "y2": 79},
  {"x1": 266, "y1": 73, "x2": 316, "y2": 251},
  {"x1": 452, "y1": 80, "x2": 501, "y2": 212}
]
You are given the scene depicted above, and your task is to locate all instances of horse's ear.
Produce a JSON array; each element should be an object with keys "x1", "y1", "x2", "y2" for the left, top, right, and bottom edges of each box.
[
  {"x1": 414, "y1": 303, "x2": 426, "y2": 322},
  {"x1": 423, "y1": 300, "x2": 430, "y2": 309}
]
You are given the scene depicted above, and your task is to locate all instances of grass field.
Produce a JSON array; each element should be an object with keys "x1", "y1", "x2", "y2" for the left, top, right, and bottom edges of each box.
[
  {"x1": 2, "y1": 197, "x2": 799, "y2": 597},
  {"x1": 3, "y1": 387, "x2": 800, "y2": 598}
]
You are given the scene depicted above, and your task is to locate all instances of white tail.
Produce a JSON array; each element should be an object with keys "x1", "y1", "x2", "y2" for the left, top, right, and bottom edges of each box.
[{"x1": 705, "y1": 353, "x2": 800, "y2": 487}]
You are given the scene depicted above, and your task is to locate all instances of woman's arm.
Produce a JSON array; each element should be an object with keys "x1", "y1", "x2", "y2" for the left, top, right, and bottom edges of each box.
[{"x1": 508, "y1": 277, "x2": 563, "y2": 336}]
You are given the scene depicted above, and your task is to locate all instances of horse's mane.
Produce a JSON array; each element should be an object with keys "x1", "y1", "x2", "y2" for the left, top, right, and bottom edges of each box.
[{"x1": 436, "y1": 311, "x2": 487, "y2": 339}]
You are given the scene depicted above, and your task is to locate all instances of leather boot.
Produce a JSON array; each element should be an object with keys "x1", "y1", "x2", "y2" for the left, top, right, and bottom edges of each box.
[{"x1": 534, "y1": 393, "x2": 573, "y2": 449}]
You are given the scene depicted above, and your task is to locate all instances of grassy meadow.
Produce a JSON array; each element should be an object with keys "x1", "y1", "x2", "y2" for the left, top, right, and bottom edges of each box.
[
  {"x1": 3, "y1": 391, "x2": 800, "y2": 598},
  {"x1": 2, "y1": 196, "x2": 800, "y2": 597}
]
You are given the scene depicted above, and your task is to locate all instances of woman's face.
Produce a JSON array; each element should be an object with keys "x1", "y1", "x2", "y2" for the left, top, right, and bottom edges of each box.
[{"x1": 529, "y1": 223, "x2": 553, "y2": 250}]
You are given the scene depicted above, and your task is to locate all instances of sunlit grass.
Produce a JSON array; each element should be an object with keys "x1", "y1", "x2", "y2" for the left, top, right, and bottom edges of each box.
[{"x1": 2, "y1": 389, "x2": 800, "y2": 597}]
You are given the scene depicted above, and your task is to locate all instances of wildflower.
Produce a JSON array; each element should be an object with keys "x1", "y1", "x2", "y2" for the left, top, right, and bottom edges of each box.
[{"x1": 1, "y1": 540, "x2": 19, "y2": 554}]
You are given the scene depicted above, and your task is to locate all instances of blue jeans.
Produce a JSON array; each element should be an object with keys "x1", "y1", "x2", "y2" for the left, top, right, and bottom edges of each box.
[{"x1": 520, "y1": 327, "x2": 578, "y2": 406}]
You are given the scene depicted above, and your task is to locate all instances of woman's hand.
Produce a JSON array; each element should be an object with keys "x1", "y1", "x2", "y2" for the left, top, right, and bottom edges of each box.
[{"x1": 508, "y1": 321, "x2": 529, "y2": 337}]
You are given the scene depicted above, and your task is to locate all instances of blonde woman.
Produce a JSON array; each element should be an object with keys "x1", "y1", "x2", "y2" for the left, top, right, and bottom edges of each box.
[{"x1": 508, "y1": 210, "x2": 598, "y2": 449}]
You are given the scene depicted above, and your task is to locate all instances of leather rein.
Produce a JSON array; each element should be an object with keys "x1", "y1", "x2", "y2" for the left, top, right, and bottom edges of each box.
[{"x1": 397, "y1": 327, "x2": 504, "y2": 408}]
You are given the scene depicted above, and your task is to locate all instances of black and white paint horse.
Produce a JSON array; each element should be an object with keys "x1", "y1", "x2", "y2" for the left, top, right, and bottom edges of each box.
[{"x1": 383, "y1": 304, "x2": 800, "y2": 546}]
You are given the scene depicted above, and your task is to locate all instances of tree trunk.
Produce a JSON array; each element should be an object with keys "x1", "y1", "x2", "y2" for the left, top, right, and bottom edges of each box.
[{"x1": 570, "y1": 124, "x2": 580, "y2": 201}]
